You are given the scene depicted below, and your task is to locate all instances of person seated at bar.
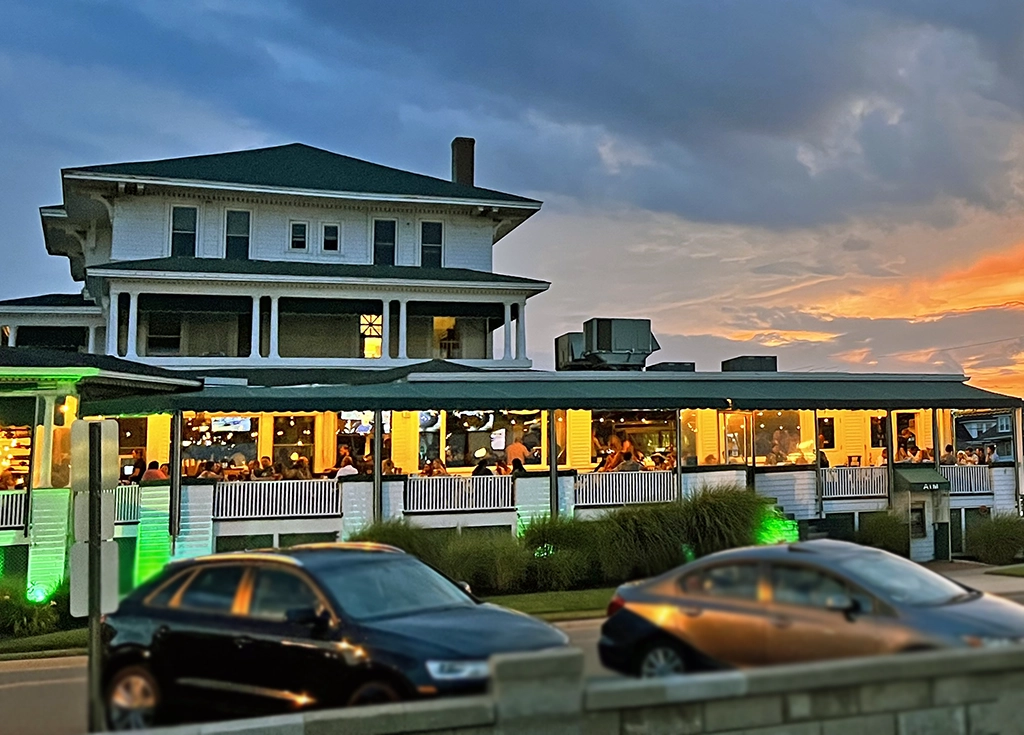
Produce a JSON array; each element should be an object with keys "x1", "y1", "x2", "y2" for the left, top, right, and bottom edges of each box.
[
  {"x1": 335, "y1": 457, "x2": 358, "y2": 477},
  {"x1": 986, "y1": 444, "x2": 1000, "y2": 464},
  {"x1": 128, "y1": 448, "x2": 146, "y2": 484},
  {"x1": 472, "y1": 458, "x2": 493, "y2": 477},
  {"x1": 158, "y1": 463, "x2": 170, "y2": 476},
  {"x1": 198, "y1": 461, "x2": 223, "y2": 480},
  {"x1": 903, "y1": 444, "x2": 923, "y2": 463},
  {"x1": 510, "y1": 458, "x2": 529, "y2": 478},
  {"x1": 494, "y1": 458, "x2": 510, "y2": 476},
  {"x1": 141, "y1": 461, "x2": 167, "y2": 482},
  {"x1": 283, "y1": 457, "x2": 312, "y2": 480},
  {"x1": 616, "y1": 451, "x2": 641, "y2": 472},
  {"x1": 0, "y1": 468, "x2": 17, "y2": 490},
  {"x1": 272, "y1": 462, "x2": 285, "y2": 478},
  {"x1": 429, "y1": 458, "x2": 449, "y2": 476},
  {"x1": 381, "y1": 458, "x2": 397, "y2": 476},
  {"x1": 940, "y1": 444, "x2": 956, "y2": 464},
  {"x1": 251, "y1": 456, "x2": 274, "y2": 478},
  {"x1": 651, "y1": 453, "x2": 667, "y2": 470}
]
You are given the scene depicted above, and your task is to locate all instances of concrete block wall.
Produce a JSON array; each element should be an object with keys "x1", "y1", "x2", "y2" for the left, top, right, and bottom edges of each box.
[{"x1": 113, "y1": 643, "x2": 1024, "y2": 735}]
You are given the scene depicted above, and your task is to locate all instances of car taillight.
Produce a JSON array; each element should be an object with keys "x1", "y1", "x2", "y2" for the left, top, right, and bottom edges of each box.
[{"x1": 607, "y1": 594, "x2": 625, "y2": 618}]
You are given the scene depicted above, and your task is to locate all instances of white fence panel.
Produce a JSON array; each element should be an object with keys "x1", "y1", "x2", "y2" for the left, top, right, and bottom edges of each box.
[
  {"x1": 113, "y1": 484, "x2": 141, "y2": 524},
  {"x1": 406, "y1": 475, "x2": 513, "y2": 512},
  {"x1": 574, "y1": 470, "x2": 677, "y2": 507},
  {"x1": 939, "y1": 464, "x2": 992, "y2": 494},
  {"x1": 819, "y1": 467, "x2": 888, "y2": 498},
  {"x1": 0, "y1": 490, "x2": 26, "y2": 529},
  {"x1": 213, "y1": 479, "x2": 341, "y2": 520}
]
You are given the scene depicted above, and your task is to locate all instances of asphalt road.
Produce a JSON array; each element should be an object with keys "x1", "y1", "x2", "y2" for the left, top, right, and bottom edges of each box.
[{"x1": 0, "y1": 620, "x2": 610, "y2": 735}]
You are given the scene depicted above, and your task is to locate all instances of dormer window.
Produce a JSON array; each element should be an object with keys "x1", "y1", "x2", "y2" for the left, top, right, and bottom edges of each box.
[
  {"x1": 421, "y1": 221, "x2": 443, "y2": 268},
  {"x1": 290, "y1": 221, "x2": 308, "y2": 250},
  {"x1": 225, "y1": 210, "x2": 250, "y2": 260},
  {"x1": 322, "y1": 224, "x2": 340, "y2": 252},
  {"x1": 171, "y1": 206, "x2": 197, "y2": 257},
  {"x1": 373, "y1": 219, "x2": 396, "y2": 266}
]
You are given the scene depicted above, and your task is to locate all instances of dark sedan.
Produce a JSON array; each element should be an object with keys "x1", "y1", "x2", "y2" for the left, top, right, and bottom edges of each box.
[
  {"x1": 600, "y1": 538, "x2": 1024, "y2": 678},
  {"x1": 102, "y1": 543, "x2": 567, "y2": 730}
]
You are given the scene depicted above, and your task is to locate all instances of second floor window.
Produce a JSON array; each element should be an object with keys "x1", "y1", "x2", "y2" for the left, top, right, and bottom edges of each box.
[
  {"x1": 373, "y1": 219, "x2": 396, "y2": 266},
  {"x1": 171, "y1": 206, "x2": 197, "y2": 257},
  {"x1": 225, "y1": 210, "x2": 250, "y2": 260},
  {"x1": 360, "y1": 314, "x2": 383, "y2": 359},
  {"x1": 290, "y1": 222, "x2": 307, "y2": 250},
  {"x1": 323, "y1": 224, "x2": 340, "y2": 252},
  {"x1": 421, "y1": 222, "x2": 443, "y2": 268}
]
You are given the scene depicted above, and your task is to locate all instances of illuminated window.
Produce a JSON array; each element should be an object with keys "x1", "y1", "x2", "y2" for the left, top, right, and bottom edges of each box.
[{"x1": 360, "y1": 314, "x2": 383, "y2": 359}]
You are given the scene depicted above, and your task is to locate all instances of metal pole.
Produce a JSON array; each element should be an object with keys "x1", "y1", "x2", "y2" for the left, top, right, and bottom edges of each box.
[
  {"x1": 87, "y1": 421, "x2": 105, "y2": 733},
  {"x1": 548, "y1": 410, "x2": 559, "y2": 518},
  {"x1": 169, "y1": 411, "x2": 183, "y2": 538},
  {"x1": 884, "y1": 410, "x2": 895, "y2": 511},
  {"x1": 674, "y1": 410, "x2": 684, "y2": 503},
  {"x1": 813, "y1": 410, "x2": 822, "y2": 518},
  {"x1": 373, "y1": 409, "x2": 383, "y2": 522}
]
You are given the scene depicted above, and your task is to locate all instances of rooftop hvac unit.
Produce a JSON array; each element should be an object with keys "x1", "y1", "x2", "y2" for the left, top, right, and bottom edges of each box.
[{"x1": 555, "y1": 318, "x2": 661, "y2": 371}]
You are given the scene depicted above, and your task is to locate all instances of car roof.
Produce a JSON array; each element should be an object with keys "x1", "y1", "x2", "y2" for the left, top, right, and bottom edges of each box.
[
  {"x1": 694, "y1": 538, "x2": 876, "y2": 565},
  {"x1": 174, "y1": 542, "x2": 406, "y2": 570}
]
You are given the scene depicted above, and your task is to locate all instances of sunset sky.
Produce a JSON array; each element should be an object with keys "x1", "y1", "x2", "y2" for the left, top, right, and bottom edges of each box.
[{"x1": 3, "y1": 1, "x2": 1024, "y2": 393}]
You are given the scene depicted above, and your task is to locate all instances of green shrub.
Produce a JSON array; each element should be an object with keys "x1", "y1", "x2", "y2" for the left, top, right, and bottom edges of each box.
[
  {"x1": 490, "y1": 538, "x2": 533, "y2": 594},
  {"x1": 0, "y1": 579, "x2": 57, "y2": 638},
  {"x1": 531, "y1": 548, "x2": 590, "y2": 592},
  {"x1": 349, "y1": 519, "x2": 447, "y2": 566},
  {"x1": 678, "y1": 487, "x2": 771, "y2": 557},
  {"x1": 966, "y1": 513, "x2": 1024, "y2": 566},
  {"x1": 856, "y1": 512, "x2": 910, "y2": 557}
]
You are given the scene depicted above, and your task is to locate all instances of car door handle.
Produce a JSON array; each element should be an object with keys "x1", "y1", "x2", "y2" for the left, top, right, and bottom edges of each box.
[{"x1": 772, "y1": 616, "x2": 792, "y2": 629}]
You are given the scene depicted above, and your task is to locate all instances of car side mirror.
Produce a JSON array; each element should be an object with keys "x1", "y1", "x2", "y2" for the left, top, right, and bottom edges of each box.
[
  {"x1": 457, "y1": 581, "x2": 473, "y2": 596},
  {"x1": 286, "y1": 606, "x2": 332, "y2": 632},
  {"x1": 824, "y1": 594, "x2": 857, "y2": 616}
]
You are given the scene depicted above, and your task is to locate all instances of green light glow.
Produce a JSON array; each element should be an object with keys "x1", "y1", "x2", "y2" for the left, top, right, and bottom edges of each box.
[
  {"x1": 755, "y1": 508, "x2": 800, "y2": 545},
  {"x1": 0, "y1": 368, "x2": 101, "y2": 382},
  {"x1": 26, "y1": 488, "x2": 71, "y2": 602},
  {"x1": 133, "y1": 486, "x2": 172, "y2": 587}
]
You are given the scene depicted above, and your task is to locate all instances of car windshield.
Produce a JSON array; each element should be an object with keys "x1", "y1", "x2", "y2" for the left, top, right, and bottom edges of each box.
[
  {"x1": 837, "y1": 552, "x2": 967, "y2": 606},
  {"x1": 314, "y1": 556, "x2": 476, "y2": 621}
]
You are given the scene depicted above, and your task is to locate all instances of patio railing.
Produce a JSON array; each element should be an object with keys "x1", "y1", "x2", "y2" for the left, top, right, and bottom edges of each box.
[
  {"x1": 405, "y1": 475, "x2": 514, "y2": 513},
  {"x1": 213, "y1": 479, "x2": 341, "y2": 520},
  {"x1": 819, "y1": 467, "x2": 888, "y2": 498},
  {"x1": 939, "y1": 464, "x2": 992, "y2": 494},
  {"x1": 0, "y1": 490, "x2": 26, "y2": 530},
  {"x1": 113, "y1": 484, "x2": 141, "y2": 524},
  {"x1": 575, "y1": 470, "x2": 677, "y2": 506}
]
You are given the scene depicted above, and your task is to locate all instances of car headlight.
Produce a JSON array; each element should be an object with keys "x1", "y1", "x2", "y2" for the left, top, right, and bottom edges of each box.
[
  {"x1": 962, "y1": 635, "x2": 1022, "y2": 648},
  {"x1": 425, "y1": 660, "x2": 490, "y2": 681}
]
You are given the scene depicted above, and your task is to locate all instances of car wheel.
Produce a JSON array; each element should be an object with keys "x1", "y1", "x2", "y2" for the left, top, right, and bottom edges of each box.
[
  {"x1": 347, "y1": 680, "x2": 402, "y2": 706},
  {"x1": 638, "y1": 640, "x2": 688, "y2": 678},
  {"x1": 106, "y1": 665, "x2": 160, "y2": 731}
]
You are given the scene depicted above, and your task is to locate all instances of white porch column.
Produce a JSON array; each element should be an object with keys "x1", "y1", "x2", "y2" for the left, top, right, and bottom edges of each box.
[
  {"x1": 269, "y1": 296, "x2": 280, "y2": 358},
  {"x1": 503, "y1": 302, "x2": 513, "y2": 361},
  {"x1": 515, "y1": 300, "x2": 527, "y2": 360},
  {"x1": 7, "y1": 325, "x2": 17, "y2": 347},
  {"x1": 37, "y1": 395, "x2": 55, "y2": 488},
  {"x1": 126, "y1": 291, "x2": 139, "y2": 358},
  {"x1": 106, "y1": 290, "x2": 119, "y2": 355},
  {"x1": 381, "y1": 300, "x2": 391, "y2": 360},
  {"x1": 398, "y1": 300, "x2": 408, "y2": 359},
  {"x1": 250, "y1": 296, "x2": 260, "y2": 358},
  {"x1": 87, "y1": 325, "x2": 97, "y2": 354}
]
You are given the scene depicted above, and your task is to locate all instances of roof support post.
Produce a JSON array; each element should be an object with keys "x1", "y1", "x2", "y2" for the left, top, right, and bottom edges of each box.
[
  {"x1": 87, "y1": 325, "x2": 97, "y2": 354},
  {"x1": 548, "y1": 409, "x2": 559, "y2": 519},
  {"x1": 381, "y1": 300, "x2": 390, "y2": 361},
  {"x1": 36, "y1": 395, "x2": 54, "y2": 489},
  {"x1": 813, "y1": 410, "x2": 822, "y2": 518},
  {"x1": 106, "y1": 289, "x2": 119, "y2": 356},
  {"x1": 1014, "y1": 408, "x2": 1023, "y2": 516},
  {"x1": 884, "y1": 410, "x2": 895, "y2": 509},
  {"x1": 126, "y1": 292, "x2": 139, "y2": 358},
  {"x1": 7, "y1": 325, "x2": 16, "y2": 348},
  {"x1": 398, "y1": 300, "x2": 408, "y2": 360},
  {"x1": 515, "y1": 300, "x2": 527, "y2": 361},
  {"x1": 169, "y1": 411, "x2": 183, "y2": 539},
  {"x1": 373, "y1": 409, "x2": 384, "y2": 522},
  {"x1": 250, "y1": 296, "x2": 260, "y2": 359},
  {"x1": 675, "y1": 409, "x2": 684, "y2": 503},
  {"x1": 503, "y1": 302, "x2": 513, "y2": 361},
  {"x1": 269, "y1": 296, "x2": 280, "y2": 359}
]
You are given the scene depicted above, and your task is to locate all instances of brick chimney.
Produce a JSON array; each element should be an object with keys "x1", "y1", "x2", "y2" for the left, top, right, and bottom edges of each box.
[{"x1": 451, "y1": 137, "x2": 475, "y2": 186}]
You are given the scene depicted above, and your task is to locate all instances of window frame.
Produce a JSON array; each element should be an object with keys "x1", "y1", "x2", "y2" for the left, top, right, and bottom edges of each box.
[
  {"x1": 240, "y1": 563, "x2": 337, "y2": 624},
  {"x1": 767, "y1": 562, "x2": 877, "y2": 613},
  {"x1": 224, "y1": 208, "x2": 252, "y2": 260},
  {"x1": 168, "y1": 563, "x2": 248, "y2": 616},
  {"x1": 997, "y1": 415, "x2": 1012, "y2": 433},
  {"x1": 372, "y1": 218, "x2": 398, "y2": 266},
  {"x1": 321, "y1": 222, "x2": 341, "y2": 253},
  {"x1": 678, "y1": 561, "x2": 764, "y2": 602},
  {"x1": 419, "y1": 219, "x2": 444, "y2": 268},
  {"x1": 169, "y1": 204, "x2": 199, "y2": 258},
  {"x1": 289, "y1": 220, "x2": 309, "y2": 251}
]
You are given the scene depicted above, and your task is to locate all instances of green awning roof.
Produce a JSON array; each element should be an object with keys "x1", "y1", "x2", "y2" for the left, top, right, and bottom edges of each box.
[
  {"x1": 893, "y1": 467, "x2": 950, "y2": 493},
  {"x1": 77, "y1": 369, "x2": 1024, "y2": 417}
]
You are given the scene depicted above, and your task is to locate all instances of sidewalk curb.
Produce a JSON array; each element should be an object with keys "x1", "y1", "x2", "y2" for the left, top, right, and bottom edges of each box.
[{"x1": 0, "y1": 647, "x2": 87, "y2": 662}]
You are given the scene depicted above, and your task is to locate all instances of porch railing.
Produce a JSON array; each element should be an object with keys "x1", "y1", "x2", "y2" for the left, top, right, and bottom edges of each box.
[
  {"x1": 113, "y1": 484, "x2": 141, "y2": 524},
  {"x1": 575, "y1": 470, "x2": 677, "y2": 506},
  {"x1": 0, "y1": 490, "x2": 26, "y2": 530},
  {"x1": 939, "y1": 464, "x2": 992, "y2": 494},
  {"x1": 405, "y1": 475, "x2": 514, "y2": 513},
  {"x1": 213, "y1": 479, "x2": 341, "y2": 520},
  {"x1": 819, "y1": 467, "x2": 889, "y2": 498}
]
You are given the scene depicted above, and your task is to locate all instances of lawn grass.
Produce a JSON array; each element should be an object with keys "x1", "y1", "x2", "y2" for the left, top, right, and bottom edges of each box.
[
  {"x1": 483, "y1": 587, "x2": 615, "y2": 620},
  {"x1": 0, "y1": 628, "x2": 88, "y2": 657},
  {"x1": 985, "y1": 564, "x2": 1024, "y2": 577}
]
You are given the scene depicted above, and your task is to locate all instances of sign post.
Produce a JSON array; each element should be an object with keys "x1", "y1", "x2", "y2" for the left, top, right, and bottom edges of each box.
[{"x1": 87, "y1": 421, "x2": 104, "y2": 733}]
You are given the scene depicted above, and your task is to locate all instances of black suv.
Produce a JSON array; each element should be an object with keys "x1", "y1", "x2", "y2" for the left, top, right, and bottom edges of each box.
[{"x1": 102, "y1": 543, "x2": 567, "y2": 730}]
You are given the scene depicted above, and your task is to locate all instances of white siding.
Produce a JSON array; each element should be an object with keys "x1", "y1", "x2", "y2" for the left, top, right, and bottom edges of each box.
[
  {"x1": 992, "y1": 466, "x2": 1017, "y2": 514},
  {"x1": 444, "y1": 217, "x2": 493, "y2": 271},
  {"x1": 755, "y1": 471, "x2": 817, "y2": 519},
  {"x1": 111, "y1": 197, "x2": 170, "y2": 260},
  {"x1": 822, "y1": 498, "x2": 888, "y2": 514},
  {"x1": 199, "y1": 201, "x2": 223, "y2": 258}
]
